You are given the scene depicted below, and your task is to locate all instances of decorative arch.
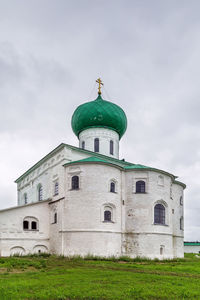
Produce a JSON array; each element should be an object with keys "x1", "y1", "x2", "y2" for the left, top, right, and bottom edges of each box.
[
  {"x1": 33, "y1": 245, "x2": 48, "y2": 254},
  {"x1": 10, "y1": 246, "x2": 25, "y2": 256}
]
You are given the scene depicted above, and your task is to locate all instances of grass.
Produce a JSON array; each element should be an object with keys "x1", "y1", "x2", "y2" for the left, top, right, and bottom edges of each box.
[{"x1": 0, "y1": 253, "x2": 200, "y2": 299}]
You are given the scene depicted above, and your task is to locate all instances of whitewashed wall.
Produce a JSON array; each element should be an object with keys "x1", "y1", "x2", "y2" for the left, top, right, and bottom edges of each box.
[
  {"x1": 184, "y1": 245, "x2": 200, "y2": 253},
  {"x1": 79, "y1": 128, "x2": 119, "y2": 158},
  {"x1": 0, "y1": 200, "x2": 50, "y2": 256}
]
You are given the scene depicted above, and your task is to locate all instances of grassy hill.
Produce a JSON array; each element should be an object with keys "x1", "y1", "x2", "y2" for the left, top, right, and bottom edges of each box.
[{"x1": 0, "y1": 254, "x2": 200, "y2": 299}]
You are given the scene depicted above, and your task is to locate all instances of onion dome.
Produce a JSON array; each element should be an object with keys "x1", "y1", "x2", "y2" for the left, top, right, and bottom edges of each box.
[{"x1": 71, "y1": 93, "x2": 127, "y2": 140}]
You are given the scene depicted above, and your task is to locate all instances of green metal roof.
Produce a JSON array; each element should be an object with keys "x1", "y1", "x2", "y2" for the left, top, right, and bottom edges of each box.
[
  {"x1": 184, "y1": 242, "x2": 200, "y2": 246},
  {"x1": 71, "y1": 94, "x2": 127, "y2": 139}
]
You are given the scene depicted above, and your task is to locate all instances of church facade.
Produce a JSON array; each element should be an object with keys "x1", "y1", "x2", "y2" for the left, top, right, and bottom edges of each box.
[{"x1": 0, "y1": 81, "x2": 186, "y2": 258}]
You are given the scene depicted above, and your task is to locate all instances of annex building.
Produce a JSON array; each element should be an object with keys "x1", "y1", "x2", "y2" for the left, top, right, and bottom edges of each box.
[{"x1": 0, "y1": 80, "x2": 186, "y2": 259}]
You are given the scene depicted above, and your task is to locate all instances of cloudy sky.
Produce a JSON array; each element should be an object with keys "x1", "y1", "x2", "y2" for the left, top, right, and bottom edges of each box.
[{"x1": 0, "y1": 0, "x2": 200, "y2": 241}]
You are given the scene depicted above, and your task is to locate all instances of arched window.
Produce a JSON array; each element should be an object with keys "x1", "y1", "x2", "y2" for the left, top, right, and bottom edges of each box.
[
  {"x1": 24, "y1": 193, "x2": 27, "y2": 204},
  {"x1": 23, "y1": 220, "x2": 29, "y2": 230},
  {"x1": 104, "y1": 210, "x2": 111, "y2": 222},
  {"x1": 180, "y1": 217, "x2": 184, "y2": 230},
  {"x1": 180, "y1": 196, "x2": 183, "y2": 205},
  {"x1": 23, "y1": 217, "x2": 38, "y2": 231},
  {"x1": 54, "y1": 182, "x2": 59, "y2": 196},
  {"x1": 72, "y1": 176, "x2": 79, "y2": 190},
  {"x1": 54, "y1": 213, "x2": 57, "y2": 224},
  {"x1": 136, "y1": 181, "x2": 145, "y2": 193},
  {"x1": 31, "y1": 221, "x2": 37, "y2": 230},
  {"x1": 81, "y1": 141, "x2": 85, "y2": 150},
  {"x1": 38, "y1": 185, "x2": 43, "y2": 201},
  {"x1": 110, "y1": 140, "x2": 114, "y2": 155},
  {"x1": 154, "y1": 204, "x2": 165, "y2": 225},
  {"x1": 94, "y1": 138, "x2": 99, "y2": 152},
  {"x1": 110, "y1": 182, "x2": 115, "y2": 193},
  {"x1": 160, "y1": 245, "x2": 164, "y2": 255}
]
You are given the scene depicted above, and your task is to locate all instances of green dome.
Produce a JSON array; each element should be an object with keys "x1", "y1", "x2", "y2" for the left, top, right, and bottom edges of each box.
[{"x1": 71, "y1": 95, "x2": 127, "y2": 139}]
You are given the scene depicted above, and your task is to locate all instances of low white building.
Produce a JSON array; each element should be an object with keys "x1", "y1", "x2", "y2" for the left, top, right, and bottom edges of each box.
[
  {"x1": 0, "y1": 82, "x2": 186, "y2": 259},
  {"x1": 184, "y1": 242, "x2": 200, "y2": 253}
]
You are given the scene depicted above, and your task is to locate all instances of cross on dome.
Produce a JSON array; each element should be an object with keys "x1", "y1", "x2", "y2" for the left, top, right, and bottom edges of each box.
[{"x1": 96, "y1": 78, "x2": 103, "y2": 95}]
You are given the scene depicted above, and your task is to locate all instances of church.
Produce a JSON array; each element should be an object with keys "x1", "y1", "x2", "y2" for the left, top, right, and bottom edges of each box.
[{"x1": 0, "y1": 79, "x2": 185, "y2": 259}]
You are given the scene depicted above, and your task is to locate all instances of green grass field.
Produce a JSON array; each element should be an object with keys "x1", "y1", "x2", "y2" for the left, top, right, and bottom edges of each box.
[{"x1": 0, "y1": 253, "x2": 200, "y2": 299}]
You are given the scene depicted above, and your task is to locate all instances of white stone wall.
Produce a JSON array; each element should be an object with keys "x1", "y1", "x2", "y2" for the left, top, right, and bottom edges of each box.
[
  {"x1": 184, "y1": 245, "x2": 200, "y2": 253},
  {"x1": 79, "y1": 128, "x2": 119, "y2": 159},
  {"x1": 17, "y1": 145, "x2": 92, "y2": 207},
  {"x1": 0, "y1": 143, "x2": 185, "y2": 259},
  {"x1": 62, "y1": 163, "x2": 122, "y2": 257},
  {"x1": 123, "y1": 170, "x2": 184, "y2": 258},
  {"x1": 0, "y1": 200, "x2": 50, "y2": 256}
]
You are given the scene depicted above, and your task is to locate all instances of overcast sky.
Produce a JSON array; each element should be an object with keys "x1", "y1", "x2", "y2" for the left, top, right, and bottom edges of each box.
[{"x1": 0, "y1": 0, "x2": 200, "y2": 241}]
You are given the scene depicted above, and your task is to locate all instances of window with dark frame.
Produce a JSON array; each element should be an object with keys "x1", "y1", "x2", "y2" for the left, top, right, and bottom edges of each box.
[
  {"x1": 180, "y1": 217, "x2": 183, "y2": 230},
  {"x1": 54, "y1": 213, "x2": 57, "y2": 224},
  {"x1": 154, "y1": 204, "x2": 165, "y2": 225},
  {"x1": 31, "y1": 221, "x2": 37, "y2": 230},
  {"x1": 24, "y1": 193, "x2": 27, "y2": 204},
  {"x1": 54, "y1": 182, "x2": 59, "y2": 196},
  {"x1": 136, "y1": 180, "x2": 145, "y2": 193},
  {"x1": 180, "y1": 196, "x2": 183, "y2": 205},
  {"x1": 23, "y1": 220, "x2": 29, "y2": 230},
  {"x1": 72, "y1": 176, "x2": 79, "y2": 190},
  {"x1": 94, "y1": 138, "x2": 99, "y2": 152},
  {"x1": 38, "y1": 185, "x2": 43, "y2": 201},
  {"x1": 104, "y1": 210, "x2": 112, "y2": 222},
  {"x1": 110, "y1": 182, "x2": 115, "y2": 193},
  {"x1": 82, "y1": 141, "x2": 85, "y2": 149},
  {"x1": 110, "y1": 140, "x2": 114, "y2": 155}
]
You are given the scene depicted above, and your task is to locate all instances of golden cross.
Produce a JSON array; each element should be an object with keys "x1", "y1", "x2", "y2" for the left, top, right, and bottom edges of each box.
[{"x1": 96, "y1": 78, "x2": 103, "y2": 95}]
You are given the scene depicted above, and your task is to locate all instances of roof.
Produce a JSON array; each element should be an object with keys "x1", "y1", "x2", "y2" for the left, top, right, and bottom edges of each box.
[
  {"x1": 71, "y1": 94, "x2": 127, "y2": 139},
  {"x1": 15, "y1": 143, "x2": 186, "y2": 189},
  {"x1": 184, "y1": 242, "x2": 200, "y2": 246}
]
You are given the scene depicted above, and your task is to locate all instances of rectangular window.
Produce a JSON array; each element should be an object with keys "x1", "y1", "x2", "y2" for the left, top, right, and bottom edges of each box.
[{"x1": 94, "y1": 138, "x2": 99, "y2": 152}]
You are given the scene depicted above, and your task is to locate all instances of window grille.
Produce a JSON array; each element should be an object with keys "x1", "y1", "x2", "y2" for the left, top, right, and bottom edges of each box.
[
  {"x1": 136, "y1": 181, "x2": 145, "y2": 193},
  {"x1": 72, "y1": 176, "x2": 79, "y2": 190},
  {"x1": 154, "y1": 204, "x2": 165, "y2": 225}
]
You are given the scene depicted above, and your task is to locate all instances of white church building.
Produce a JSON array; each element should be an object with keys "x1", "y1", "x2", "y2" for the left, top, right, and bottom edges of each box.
[{"x1": 0, "y1": 80, "x2": 186, "y2": 259}]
